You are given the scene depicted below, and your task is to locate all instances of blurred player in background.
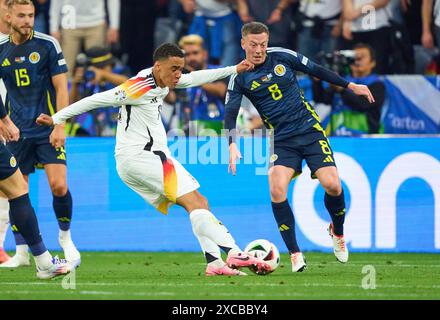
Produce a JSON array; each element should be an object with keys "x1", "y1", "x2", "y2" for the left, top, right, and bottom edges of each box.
[
  {"x1": 0, "y1": 0, "x2": 80, "y2": 268},
  {"x1": 226, "y1": 22, "x2": 374, "y2": 272},
  {"x1": 37, "y1": 43, "x2": 271, "y2": 276}
]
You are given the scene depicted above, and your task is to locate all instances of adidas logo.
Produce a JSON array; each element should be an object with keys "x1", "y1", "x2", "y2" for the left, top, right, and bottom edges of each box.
[
  {"x1": 1, "y1": 58, "x2": 10, "y2": 67},
  {"x1": 250, "y1": 81, "x2": 260, "y2": 90},
  {"x1": 323, "y1": 155, "x2": 334, "y2": 163},
  {"x1": 57, "y1": 153, "x2": 66, "y2": 160},
  {"x1": 279, "y1": 224, "x2": 290, "y2": 231}
]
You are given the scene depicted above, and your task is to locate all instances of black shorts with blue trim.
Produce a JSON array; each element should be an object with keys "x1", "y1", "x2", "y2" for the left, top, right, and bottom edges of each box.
[
  {"x1": 0, "y1": 143, "x2": 19, "y2": 180},
  {"x1": 7, "y1": 136, "x2": 66, "y2": 176},
  {"x1": 270, "y1": 126, "x2": 336, "y2": 179}
]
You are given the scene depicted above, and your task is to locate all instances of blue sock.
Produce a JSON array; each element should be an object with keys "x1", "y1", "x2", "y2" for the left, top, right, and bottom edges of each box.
[
  {"x1": 53, "y1": 190, "x2": 72, "y2": 231},
  {"x1": 9, "y1": 194, "x2": 47, "y2": 256},
  {"x1": 12, "y1": 231, "x2": 27, "y2": 245},
  {"x1": 324, "y1": 189, "x2": 346, "y2": 236},
  {"x1": 271, "y1": 200, "x2": 300, "y2": 253}
]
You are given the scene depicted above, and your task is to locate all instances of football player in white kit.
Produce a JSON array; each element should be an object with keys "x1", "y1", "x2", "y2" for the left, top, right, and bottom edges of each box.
[{"x1": 37, "y1": 43, "x2": 271, "y2": 276}]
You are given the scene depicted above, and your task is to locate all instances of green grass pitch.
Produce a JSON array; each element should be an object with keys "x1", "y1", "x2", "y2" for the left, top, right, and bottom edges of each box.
[{"x1": 1, "y1": 252, "x2": 439, "y2": 300}]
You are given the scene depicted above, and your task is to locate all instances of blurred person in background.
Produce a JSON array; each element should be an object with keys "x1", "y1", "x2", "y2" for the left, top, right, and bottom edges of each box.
[
  {"x1": 179, "y1": 0, "x2": 242, "y2": 67},
  {"x1": 50, "y1": 0, "x2": 120, "y2": 77},
  {"x1": 283, "y1": 0, "x2": 343, "y2": 63},
  {"x1": 119, "y1": 0, "x2": 156, "y2": 74},
  {"x1": 312, "y1": 43, "x2": 385, "y2": 135},
  {"x1": 167, "y1": 34, "x2": 228, "y2": 135},
  {"x1": 236, "y1": 0, "x2": 293, "y2": 48},
  {"x1": 342, "y1": 0, "x2": 392, "y2": 74},
  {"x1": 68, "y1": 46, "x2": 129, "y2": 136},
  {"x1": 34, "y1": 0, "x2": 49, "y2": 34},
  {"x1": 421, "y1": 0, "x2": 440, "y2": 74}
]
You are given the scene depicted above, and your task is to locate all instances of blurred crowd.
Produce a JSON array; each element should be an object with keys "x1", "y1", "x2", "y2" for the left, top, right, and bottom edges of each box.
[{"x1": 31, "y1": 0, "x2": 440, "y2": 136}]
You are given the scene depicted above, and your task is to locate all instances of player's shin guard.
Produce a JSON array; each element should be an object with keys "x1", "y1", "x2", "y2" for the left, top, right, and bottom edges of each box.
[
  {"x1": 324, "y1": 189, "x2": 346, "y2": 236},
  {"x1": 189, "y1": 209, "x2": 240, "y2": 255},
  {"x1": 271, "y1": 200, "x2": 300, "y2": 253},
  {"x1": 0, "y1": 197, "x2": 9, "y2": 247},
  {"x1": 53, "y1": 190, "x2": 72, "y2": 231},
  {"x1": 9, "y1": 194, "x2": 47, "y2": 257}
]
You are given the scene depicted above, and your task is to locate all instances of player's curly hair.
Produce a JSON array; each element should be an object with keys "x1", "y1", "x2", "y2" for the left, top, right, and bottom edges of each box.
[
  {"x1": 7, "y1": 0, "x2": 34, "y2": 8},
  {"x1": 153, "y1": 43, "x2": 185, "y2": 62}
]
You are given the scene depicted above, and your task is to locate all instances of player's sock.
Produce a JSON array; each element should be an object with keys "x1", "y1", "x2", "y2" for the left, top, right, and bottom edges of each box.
[
  {"x1": 189, "y1": 209, "x2": 241, "y2": 255},
  {"x1": 324, "y1": 189, "x2": 346, "y2": 236},
  {"x1": 197, "y1": 236, "x2": 224, "y2": 267},
  {"x1": 33, "y1": 251, "x2": 53, "y2": 270},
  {"x1": 9, "y1": 194, "x2": 48, "y2": 258},
  {"x1": 0, "y1": 197, "x2": 9, "y2": 247},
  {"x1": 53, "y1": 190, "x2": 72, "y2": 231},
  {"x1": 271, "y1": 200, "x2": 301, "y2": 253}
]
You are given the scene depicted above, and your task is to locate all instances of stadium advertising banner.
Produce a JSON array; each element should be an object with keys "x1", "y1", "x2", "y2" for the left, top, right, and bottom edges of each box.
[{"x1": 5, "y1": 137, "x2": 439, "y2": 253}]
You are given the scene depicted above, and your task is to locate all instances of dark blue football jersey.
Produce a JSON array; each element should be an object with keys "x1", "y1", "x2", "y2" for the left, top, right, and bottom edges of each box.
[
  {"x1": 225, "y1": 47, "x2": 349, "y2": 142},
  {"x1": 0, "y1": 31, "x2": 68, "y2": 138}
]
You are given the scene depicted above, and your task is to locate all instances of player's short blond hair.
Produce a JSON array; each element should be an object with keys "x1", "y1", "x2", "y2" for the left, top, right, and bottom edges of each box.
[
  {"x1": 7, "y1": 0, "x2": 34, "y2": 9},
  {"x1": 178, "y1": 34, "x2": 204, "y2": 49}
]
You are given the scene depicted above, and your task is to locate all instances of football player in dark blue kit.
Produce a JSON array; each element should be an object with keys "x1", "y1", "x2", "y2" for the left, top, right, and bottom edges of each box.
[
  {"x1": 0, "y1": 98, "x2": 75, "y2": 279},
  {"x1": 0, "y1": 0, "x2": 79, "y2": 268},
  {"x1": 225, "y1": 22, "x2": 375, "y2": 272}
]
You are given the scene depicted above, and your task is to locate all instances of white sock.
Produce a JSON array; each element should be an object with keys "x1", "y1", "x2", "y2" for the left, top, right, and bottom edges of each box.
[
  {"x1": 34, "y1": 251, "x2": 53, "y2": 270},
  {"x1": 193, "y1": 232, "x2": 223, "y2": 266},
  {"x1": 16, "y1": 244, "x2": 29, "y2": 257},
  {"x1": 59, "y1": 229, "x2": 71, "y2": 242},
  {"x1": 189, "y1": 209, "x2": 241, "y2": 254},
  {"x1": 0, "y1": 197, "x2": 9, "y2": 247}
]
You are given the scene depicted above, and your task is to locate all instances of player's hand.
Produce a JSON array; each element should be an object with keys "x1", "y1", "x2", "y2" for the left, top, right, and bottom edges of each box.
[
  {"x1": 49, "y1": 124, "x2": 66, "y2": 149},
  {"x1": 236, "y1": 60, "x2": 254, "y2": 74},
  {"x1": 228, "y1": 142, "x2": 242, "y2": 176},
  {"x1": 36, "y1": 113, "x2": 54, "y2": 127},
  {"x1": 347, "y1": 82, "x2": 375, "y2": 103},
  {"x1": 0, "y1": 116, "x2": 20, "y2": 142}
]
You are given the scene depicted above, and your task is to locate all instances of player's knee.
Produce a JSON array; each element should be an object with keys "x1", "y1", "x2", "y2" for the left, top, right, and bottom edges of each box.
[
  {"x1": 323, "y1": 179, "x2": 341, "y2": 196},
  {"x1": 270, "y1": 185, "x2": 287, "y2": 202},
  {"x1": 49, "y1": 181, "x2": 68, "y2": 197}
]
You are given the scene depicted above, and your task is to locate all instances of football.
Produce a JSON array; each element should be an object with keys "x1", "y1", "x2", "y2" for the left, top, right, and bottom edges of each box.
[{"x1": 244, "y1": 239, "x2": 280, "y2": 275}]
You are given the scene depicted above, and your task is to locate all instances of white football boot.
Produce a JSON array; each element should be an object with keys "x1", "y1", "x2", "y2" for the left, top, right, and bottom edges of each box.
[
  {"x1": 328, "y1": 223, "x2": 349, "y2": 263},
  {"x1": 0, "y1": 252, "x2": 31, "y2": 268},
  {"x1": 36, "y1": 255, "x2": 76, "y2": 280},
  {"x1": 291, "y1": 252, "x2": 307, "y2": 272}
]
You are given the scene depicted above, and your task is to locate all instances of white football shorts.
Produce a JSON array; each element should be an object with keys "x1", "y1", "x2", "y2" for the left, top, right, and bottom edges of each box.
[{"x1": 116, "y1": 150, "x2": 200, "y2": 214}]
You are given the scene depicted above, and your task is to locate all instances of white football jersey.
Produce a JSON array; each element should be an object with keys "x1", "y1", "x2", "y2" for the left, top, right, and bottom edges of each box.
[{"x1": 52, "y1": 66, "x2": 237, "y2": 157}]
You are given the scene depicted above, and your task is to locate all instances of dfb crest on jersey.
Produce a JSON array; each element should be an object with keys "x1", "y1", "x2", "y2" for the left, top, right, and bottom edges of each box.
[
  {"x1": 29, "y1": 52, "x2": 40, "y2": 64},
  {"x1": 114, "y1": 88, "x2": 127, "y2": 102},
  {"x1": 274, "y1": 64, "x2": 286, "y2": 77}
]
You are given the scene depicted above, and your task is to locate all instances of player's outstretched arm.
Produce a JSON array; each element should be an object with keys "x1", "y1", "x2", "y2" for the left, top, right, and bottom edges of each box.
[
  {"x1": 281, "y1": 48, "x2": 376, "y2": 103},
  {"x1": 176, "y1": 60, "x2": 254, "y2": 89},
  {"x1": 37, "y1": 79, "x2": 146, "y2": 126}
]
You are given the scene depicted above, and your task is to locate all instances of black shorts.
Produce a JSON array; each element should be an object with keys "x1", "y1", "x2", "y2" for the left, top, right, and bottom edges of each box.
[
  {"x1": 0, "y1": 143, "x2": 18, "y2": 180},
  {"x1": 7, "y1": 136, "x2": 66, "y2": 175},
  {"x1": 270, "y1": 127, "x2": 336, "y2": 179}
]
